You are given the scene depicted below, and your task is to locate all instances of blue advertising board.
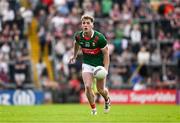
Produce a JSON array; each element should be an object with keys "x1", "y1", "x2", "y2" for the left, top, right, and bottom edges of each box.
[{"x1": 0, "y1": 89, "x2": 44, "y2": 105}]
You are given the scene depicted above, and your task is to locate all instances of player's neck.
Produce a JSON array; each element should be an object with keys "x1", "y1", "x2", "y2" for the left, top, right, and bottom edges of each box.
[
  {"x1": 84, "y1": 32, "x2": 91, "y2": 37},
  {"x1": 83, "y1": 30, "x2": 94, "y2": 38}
]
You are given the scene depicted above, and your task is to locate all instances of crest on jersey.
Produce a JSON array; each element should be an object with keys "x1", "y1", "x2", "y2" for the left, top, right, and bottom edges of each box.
[
  {"x1": 80, "y1": 42, "x2": 84, "y2": 45},
  {"x1": 85, "y1": 42, "x2": 90, "y2": 47}
]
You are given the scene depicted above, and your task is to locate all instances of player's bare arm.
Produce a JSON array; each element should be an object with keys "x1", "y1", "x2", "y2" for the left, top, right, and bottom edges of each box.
[
  {"x1": 101, "y1": 45, "x2": 110, "y2": 72},
  {"x1": 69, "y1": 41, "x2": 80, "y2": 64}
]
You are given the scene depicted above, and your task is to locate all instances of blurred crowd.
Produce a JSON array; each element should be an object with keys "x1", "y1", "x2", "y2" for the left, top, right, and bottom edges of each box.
[
  {"x1": 0, "y1": 0, "x2": 180, "y2": 102},
  {"x1": 0, "y1": 0, "x2": 32, "y2": 89}
]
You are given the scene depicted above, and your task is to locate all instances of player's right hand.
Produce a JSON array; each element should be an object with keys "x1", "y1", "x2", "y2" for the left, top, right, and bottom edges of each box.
[{"x1": 69, "y1": 56, "x2": 76, "y2": 64}]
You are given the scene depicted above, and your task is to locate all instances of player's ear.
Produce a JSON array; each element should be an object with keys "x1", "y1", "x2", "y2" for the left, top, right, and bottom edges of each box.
[
  {"x1": 91, "y1": 23, "x2": 94, "y2": 28},
  {"x1": 80, "y1": 23, "x2": 83, "y2": 28}
]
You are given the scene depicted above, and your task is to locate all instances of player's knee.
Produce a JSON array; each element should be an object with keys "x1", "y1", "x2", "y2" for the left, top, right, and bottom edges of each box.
[{"x1": 85, "y1": 85, "x2": 91, "y2": 92}]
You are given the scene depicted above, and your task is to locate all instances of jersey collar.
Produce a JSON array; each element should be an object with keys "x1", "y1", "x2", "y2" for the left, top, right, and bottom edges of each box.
[{"x1": 82, "y1": 30, "x2": 94, "y2": 40}]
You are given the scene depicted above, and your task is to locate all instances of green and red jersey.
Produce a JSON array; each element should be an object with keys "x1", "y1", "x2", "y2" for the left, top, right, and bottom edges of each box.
[{"x1": 74, "y1": 30, "x2": 107, "y2": 66}]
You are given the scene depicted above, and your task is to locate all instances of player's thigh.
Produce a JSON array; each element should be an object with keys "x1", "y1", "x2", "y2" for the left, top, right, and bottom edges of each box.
[
  {"x1": 82, "y1": 72, "x2": 94, "y2": 87},
  {"x1": 82, "y1": 63, "x2": 95, "y2": 87}
]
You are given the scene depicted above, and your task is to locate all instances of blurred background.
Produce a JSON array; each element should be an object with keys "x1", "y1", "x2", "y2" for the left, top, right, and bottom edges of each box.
[{"x1": 0, "y1": 0, "x2": 179, "y2": 105}]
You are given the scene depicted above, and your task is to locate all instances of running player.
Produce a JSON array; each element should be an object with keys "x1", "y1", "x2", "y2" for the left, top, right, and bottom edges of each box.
[{"x1": 69, "y1": 14, "x2": 111, "y2": 115}]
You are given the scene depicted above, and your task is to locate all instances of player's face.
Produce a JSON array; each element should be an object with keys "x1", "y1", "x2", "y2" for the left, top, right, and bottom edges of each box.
[{"x1": 81, "y1": 19, "x2": 93, "y2": 33}]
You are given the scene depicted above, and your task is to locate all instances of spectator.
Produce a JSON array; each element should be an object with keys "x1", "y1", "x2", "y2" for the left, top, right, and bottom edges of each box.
[
  {"x1": 173, "y1": 40, "x2": 180, "y2": 62},
  {"x1": 0, "y1": 55, "x2": 9, "y2": 88},
  {"x1": 130, "y1": 24, "x2": 141, "y2": 43},
  {"x1": 82, "y1": 0, "x2": 94, "y2": 17},
  {"x1": 121, "y1": 4, "x2": 132, "y2": 21},
  {"x1": 2, "y1": 6, "x2": 15, "y2": 22},
  {"x1": 110, "y1": 3, "x2": 121, "y2": 23},
  {"x1": 150, "y1": 48, "x2": 162, "y2": 64},
  {"x1": 36, "y1": 57, "x2": 46, "y2": 79},
  {"x1": 102, "y1": 0, "x2": 112, "y2": 17},
  {"x1": 137, "y1": 46, "x2": 150, "y2": 65},
  {"x1": 38, "y1": 26, "x2": 47, "y2": 57},
  {"x1": 0, "y1": 42, "x2": 10, "y2": 61},
  {"x1": 14, "y1": 53, "x2": 27, "y2": 88},
  {"x1": 39, "y1": 67, "x2": 58, "y2": 90}
]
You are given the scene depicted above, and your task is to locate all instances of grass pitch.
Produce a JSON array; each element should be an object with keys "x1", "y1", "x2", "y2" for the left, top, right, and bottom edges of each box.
[{"x1": 0, "y1": 104, "x2": 180, "y2": 123}]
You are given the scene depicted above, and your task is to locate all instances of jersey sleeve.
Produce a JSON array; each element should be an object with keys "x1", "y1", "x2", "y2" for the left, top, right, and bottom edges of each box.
[
  {"x1": 98, "y1": 34, "x2": 107, "y2": 49},
  {"x1": 73, "y1": 32, "x2": 80, "y2": 45}
]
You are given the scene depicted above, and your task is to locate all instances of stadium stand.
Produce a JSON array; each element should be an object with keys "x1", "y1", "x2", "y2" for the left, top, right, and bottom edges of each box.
[{"x1": 0, "y1": 0, "x2": 179, "y2": 103}]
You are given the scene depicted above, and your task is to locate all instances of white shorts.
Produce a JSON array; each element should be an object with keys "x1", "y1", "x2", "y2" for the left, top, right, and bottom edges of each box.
[{"x1": 82, "y1": 63, "x2": 96, "y2": 73}]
